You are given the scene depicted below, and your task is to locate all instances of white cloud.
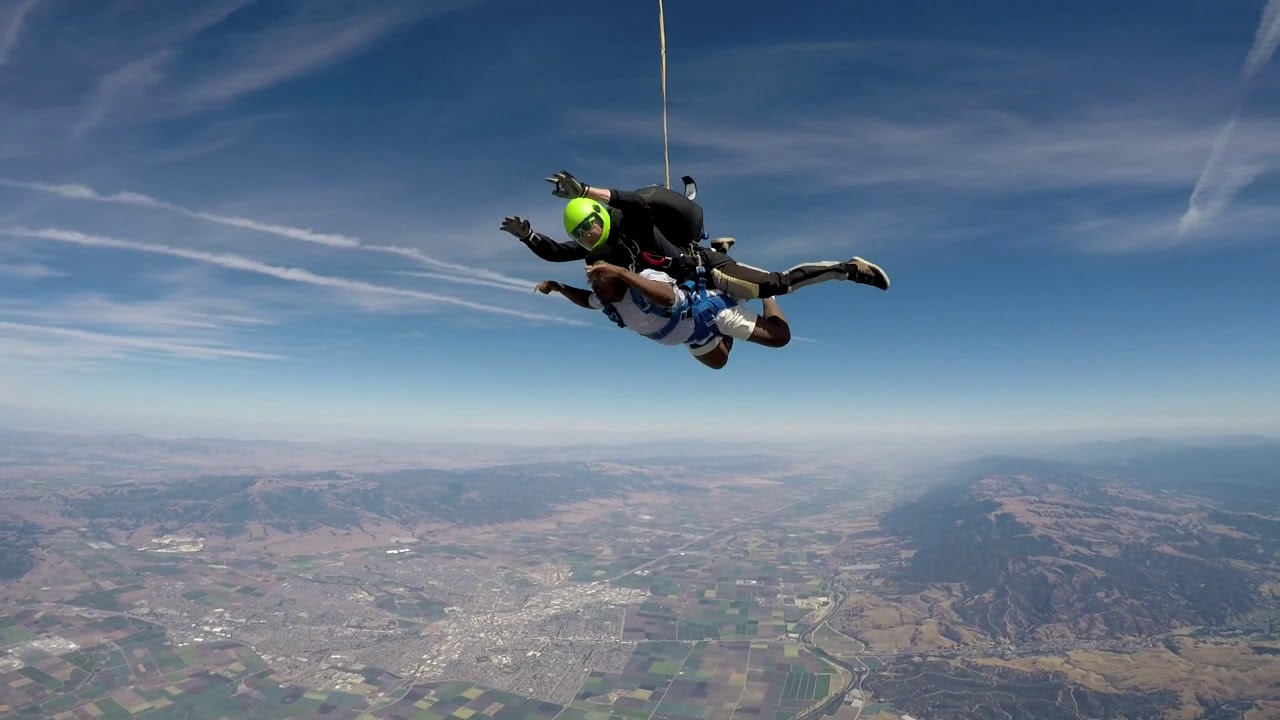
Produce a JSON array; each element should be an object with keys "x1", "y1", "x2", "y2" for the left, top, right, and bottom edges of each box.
[
  {"x1": 592, "y1": 107, "x2": 1272, "y2": 196},
  {"x1": 67, "y1": 0, "x2": 255, "y2": 138},
  {"x1": 1, "y1": 226, "x2": 589, "y2": 326},
  {"x1": 0, "y1": 261, "x2": 63, "y2": 279},
  {"x1": 142, "y1": 0, "x2": 479, "y2": 119},
  {"x1": 71, "y1": 49, "x2": 175, "y2": 140},
  {"x1": 0, "y1": 320, "x2": 285, "y2": 362},
  {"x1": 391, "y1": 270, "x2": 546, "y2": 293},
  {"x1": 0, "y1": 0, "x2": 41, "y2": 66},
  {"x1": 0, "y1": 292, "x2": 273, "y2": 333},
  {"x1": 142, "y1": 113, "x2": 283, "y2": 165},
  {"x1": 1244, "y1": 0, "x2": 1280, "y2": 79},
  {"x1": 1178, "y1": 0, "x2": 1280, "y2": 235},
  {"x1": 1067, "y1": 200, "x2": 1280, "y2": 254},
  {"x1": 7, "y1": 0, "x2": 479, "y2": 141},
  {"x1": 1176, "y1": 110, "x2": 1267, "y2": 235},
  {"x1": 169, "y1": 1, "x2": 461, "y2": 112},
  {"x1": 0, "y1": 285, "x2": 288, "y2": 369},
  {"x1": 584, "y1": 35, "x2": 1280, "y2": 256},
  {"x1": 0, "y1": 178, "x2": 538, "y2": 290}
]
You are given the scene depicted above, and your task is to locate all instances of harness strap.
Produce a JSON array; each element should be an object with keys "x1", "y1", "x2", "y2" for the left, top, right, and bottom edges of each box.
[
  {"x1": 600, "y1": 302, "x2": 626, "y2": 329},
  {"x1": 643, "y1": 274, "x2": 711, "y2": 341},
  {"x1": 603, "y1": 267, "x2": 729, "y2": 344}
]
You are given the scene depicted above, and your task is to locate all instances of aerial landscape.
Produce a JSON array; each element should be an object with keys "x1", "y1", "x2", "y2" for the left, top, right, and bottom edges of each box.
[
  {"x1": 1, "y1": 430, "x2": 1278, "y2": 719},
  {"x1": 4, "y1": 0, "x2": 1280, "y2": 718}
]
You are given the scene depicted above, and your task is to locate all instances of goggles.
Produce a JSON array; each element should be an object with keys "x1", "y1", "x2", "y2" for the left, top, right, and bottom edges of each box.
[{"x1": 569, "y1": 211, "x2": 605, "y2": 249}]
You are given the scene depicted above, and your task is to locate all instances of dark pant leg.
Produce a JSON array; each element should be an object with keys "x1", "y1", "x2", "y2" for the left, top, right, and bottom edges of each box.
[{"x1": 702, "y1": 250, "x2": 849, "y2": 299}]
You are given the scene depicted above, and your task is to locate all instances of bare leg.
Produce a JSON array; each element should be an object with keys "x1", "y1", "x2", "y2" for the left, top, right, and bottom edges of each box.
[
  {"x1": 745, "y1": 297, "x2": 791, "y2": 348},
  {"x1": 692, "y1": 338, "x2": 731, "y2": 369}
]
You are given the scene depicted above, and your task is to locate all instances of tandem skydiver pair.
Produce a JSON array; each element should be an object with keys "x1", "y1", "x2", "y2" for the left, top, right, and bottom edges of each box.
[{"x1": 502, "y1": 170, "x2": 890, "y2": 369}]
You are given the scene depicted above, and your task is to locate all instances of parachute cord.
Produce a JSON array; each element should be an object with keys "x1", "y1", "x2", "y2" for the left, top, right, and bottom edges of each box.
[{"x1": 658, "y1": 0, "x2": 671, "y2": 189}]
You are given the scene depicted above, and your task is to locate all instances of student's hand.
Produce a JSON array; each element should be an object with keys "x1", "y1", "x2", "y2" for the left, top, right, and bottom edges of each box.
[
  {"x1": 534, "y1": 281, "x2": 562, "y2": 294},
  {"x1": 585, "y1": 261, "x2": 624, "y2": 282}
]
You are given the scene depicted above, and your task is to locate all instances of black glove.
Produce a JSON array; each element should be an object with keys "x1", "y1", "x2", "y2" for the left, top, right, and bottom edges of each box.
[
  {"x1": 501, "y1": 216, "x2": 533, "y2": 241},
  {"x1": 545, "y1": 170, "x2": 589, "y2": 199}
]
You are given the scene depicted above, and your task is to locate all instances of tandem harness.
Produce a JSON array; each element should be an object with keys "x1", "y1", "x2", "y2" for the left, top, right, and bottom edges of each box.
[
  {"x1": 599, "y1": 265, "x2": 734, "y2": 344},
  {"x1": 600, "y1": 174, "x2": 729, "y2": 343}
]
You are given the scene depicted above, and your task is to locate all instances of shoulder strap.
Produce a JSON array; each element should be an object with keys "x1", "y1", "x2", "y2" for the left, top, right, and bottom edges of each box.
[{"x1": 599, "y1": 301, "x2": 627, "y2": 329}]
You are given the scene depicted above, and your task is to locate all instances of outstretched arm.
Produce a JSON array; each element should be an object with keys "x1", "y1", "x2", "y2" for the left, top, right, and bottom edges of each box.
[
  {"x1": 522, "y1": 230, "x2": 589, "y2": 262},
  {"x1": 535, "y1": 280, "x2": 594, "y2": 309},
  {"x1": 502, "y1": 216, "x2": 589, "y2": 262},
  {"x1": 546, "y1": 172, "x2": 689, "y2": 259},
  {"x1": 560, "y1": 175, "x2": 641, "y2": 213}
]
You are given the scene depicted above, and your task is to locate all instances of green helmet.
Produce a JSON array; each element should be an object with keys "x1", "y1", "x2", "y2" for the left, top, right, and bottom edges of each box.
[{"x1": 563, "y1": 198, "x2": 611, "y2": 250}]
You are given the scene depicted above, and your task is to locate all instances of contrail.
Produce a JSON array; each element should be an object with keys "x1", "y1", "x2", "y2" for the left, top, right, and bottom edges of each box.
[
  {"x1": 1178, "y1": 0, "x2": 1280, "y2": 235},
  {"x1": 0, "y1": 320, "x2": 286, "y2": 361},
  {"x1": 1244, "y1": 0, "x2": 1280, "y2": 79},
  {"x1": 1177, "y1": 108, "x2": 1266, "y2": 235},
  {"x1": 0, "y1": 0, "x2": 41, "y2": 66},
  {"x1": 1, "y1": 226, "x2": 589, "y2": 327},
  {"x1": 392, "y1": 270, "x2": 559, "y2": 293},
  {"x1": 0, "y1": 178, "x2": 538, "y2": 290}
]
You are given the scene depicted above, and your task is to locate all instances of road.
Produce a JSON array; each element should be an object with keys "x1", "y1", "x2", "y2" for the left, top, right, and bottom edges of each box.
[
  {"x1": 605, "y1": 499, "x2": 807, "y2": 582},
  {"x1": 792, "y1": 580, "x2": 867, "y2": 720}
]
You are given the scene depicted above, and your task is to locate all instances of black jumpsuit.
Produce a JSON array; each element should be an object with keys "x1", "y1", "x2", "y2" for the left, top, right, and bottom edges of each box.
[{"x1": 518, "y1": 186, "x2": 852, "y2": 299}]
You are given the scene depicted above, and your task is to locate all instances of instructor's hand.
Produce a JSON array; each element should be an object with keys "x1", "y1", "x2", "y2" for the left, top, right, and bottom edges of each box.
[
  {"x1": 535, "y1": 280, "x2": 562, "y2": 294},
  {"x1": 545, "y1": 170, "x2": 588, "y2": 199},
  {"x1": 501, "y1": 216, "x2": 532, "y2": 240}
]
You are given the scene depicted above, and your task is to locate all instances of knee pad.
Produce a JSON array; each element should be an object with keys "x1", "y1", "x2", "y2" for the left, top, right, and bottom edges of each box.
[{"x1": 710, "y1": 268, "x2": 761, "y2": 300}]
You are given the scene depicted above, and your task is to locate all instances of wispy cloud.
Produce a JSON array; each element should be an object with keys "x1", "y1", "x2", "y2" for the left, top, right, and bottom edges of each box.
[
  {"x1": 391, "y1": 270, "x2": 543, "y2": 293},
  {"x1": 71, "y1": 49, "x2": 175, "y2": 141},
  {"x1": 0, "y1": 320, "x2": 285, "y2": 361},
  {"x1": 1, "y1": 226, "x2": 588, "y2": 326},
  {"x1": 1176, "y1": 109, "x2": 1268, "y2": 235},
  {"x1": 584, "y1": 34, "x2": 1280, "y2": 256},
  {"x1": 0, "y1": 178, "x2": 538, "y2": 290},
  {"x1": 67, "y1": 0, "x2": 255, "y2": 139},
  {"x1": 591, "y1": 107, "x2": 1266, "y2": 196},
  {"x1": 1178, "y1": 0, "x2": 1280, "y2": 235},
  {"x1": 0, "y1": 0, "x2": 41, "y2": 66},
  {"x1": 168, "y1": 1, "x2": 459, "y2": 113},
  {"x1": 0, "y1": 261, "x2": 63, "y2": 279},
  {"x1": 0, "y1": 292, "x2": 274, "y2": 334},
  {"x1": 107, "y1": 0, "x2": 477, "y2": 130},
  {"x1": 10, "y1": 0, "x2": 477, "y2": 141},
  {"x1": 142, "y1": 114, "x2": 284, "y2": 165},
  {"x1": 0, "y1": 279, "x2": 289, "y2": 368},
  {"x1": 1066, "y1": 199, "x2": 1280, "y2": 254},
  {"x1": 1244, "y1": 0, "x2": 1280, "y2": 78},
  {"x1": 557, "y1": 25, "x2": 1280, "y2": 257}
]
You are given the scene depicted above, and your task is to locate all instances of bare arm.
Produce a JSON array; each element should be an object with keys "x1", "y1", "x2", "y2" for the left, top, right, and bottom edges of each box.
[
  {"x1": 536, "y1": 280, "x2": 594, "y2": 309},
  {"x1": 584, "y1": 186, "x2": 612, "y2": 204},
  {"x1": 614, "y1": 267, "x2": 678, "y2": 307}
]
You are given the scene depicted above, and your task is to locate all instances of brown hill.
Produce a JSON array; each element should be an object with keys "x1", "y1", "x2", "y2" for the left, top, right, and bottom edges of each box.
[
  {"x1": 874, "y1": 456, "x2": 1278, "y2": 643},
  {"x1": 7, "y1": 462, "x2": 679, "y2": 536}
]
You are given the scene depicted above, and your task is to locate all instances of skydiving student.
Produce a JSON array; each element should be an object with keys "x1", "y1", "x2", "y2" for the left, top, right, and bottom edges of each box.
[
  {"x1": 503, "y1": 170, "x2": 891, "y2": 300},
  {"x1": 534, "y1": 260, "x2": 791, "y2": 370}
]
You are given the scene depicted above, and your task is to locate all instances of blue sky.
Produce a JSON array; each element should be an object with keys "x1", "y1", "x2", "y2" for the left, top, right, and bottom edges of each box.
[{"x1": 1, "y1": 0, "x2": 1278, "y2": 445}]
